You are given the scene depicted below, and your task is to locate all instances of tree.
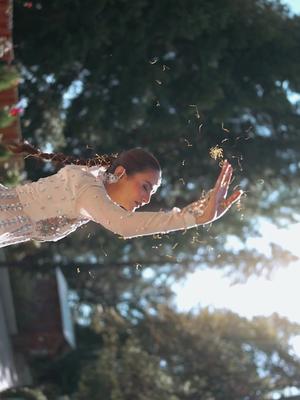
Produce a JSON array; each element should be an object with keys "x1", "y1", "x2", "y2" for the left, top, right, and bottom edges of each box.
[{"x1": 47, "y1": 307, "x2": 300, "y2": 399}]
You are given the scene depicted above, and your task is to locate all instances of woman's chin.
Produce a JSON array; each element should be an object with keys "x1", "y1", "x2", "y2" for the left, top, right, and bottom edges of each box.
[{"x1": 120, "y1": 204, "x2": 135, "y2": 212}]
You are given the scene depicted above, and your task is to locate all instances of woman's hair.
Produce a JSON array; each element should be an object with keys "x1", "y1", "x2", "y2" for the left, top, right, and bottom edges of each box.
[
  {"x1": 7, "y1": 141, "x2": 161, "y2": 176},
  {"x1": 106, "y1": 148, "x2": 161, "y2": 176}
]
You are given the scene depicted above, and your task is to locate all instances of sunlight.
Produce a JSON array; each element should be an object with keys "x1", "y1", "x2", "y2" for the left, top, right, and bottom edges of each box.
[{"x1": 174, "y1": 221, "x2": 300, "y2": 355}]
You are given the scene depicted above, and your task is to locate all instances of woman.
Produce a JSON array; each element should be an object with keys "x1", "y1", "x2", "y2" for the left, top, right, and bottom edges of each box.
[{"x1": 0, "y1": 142, "x2": 243, "y2": 248}]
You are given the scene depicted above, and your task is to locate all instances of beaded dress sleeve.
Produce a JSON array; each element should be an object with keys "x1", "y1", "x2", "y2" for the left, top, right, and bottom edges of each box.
[{"x1": 74, "y1": 168, "x2": 198, "y2": 239}]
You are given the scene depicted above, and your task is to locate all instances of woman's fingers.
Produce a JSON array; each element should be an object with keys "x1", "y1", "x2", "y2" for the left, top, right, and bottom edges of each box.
[
  {"x1": 215, "y1": 161, "x2": 233, "y2": 200},
  {"x1": 215, "y1": 160, "x2": 229, "y2": 190},
  {"x1": 222, "y1": 165, "x2": 232, "y2": 197},
  {"x1": 222, "y1": 190, "x2": 243, "y2": 209}
]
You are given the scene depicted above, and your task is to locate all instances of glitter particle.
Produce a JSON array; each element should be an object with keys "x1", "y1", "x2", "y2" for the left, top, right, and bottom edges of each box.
[{"x1": 209, "y1": 145, "x2": 224, "y2": 160}]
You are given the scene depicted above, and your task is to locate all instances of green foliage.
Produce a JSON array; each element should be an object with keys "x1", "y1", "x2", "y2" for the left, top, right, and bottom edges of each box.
[
  {"x1": 0, "y1": 108, "x2": 16, "y2": 128},
  {"x1": 38, "y1": 307, "x2": 300, "y2": 400},
  {"x1": 12, "y1": 0, "x2": 300, "y2": 231},
  {"x1": 0, "y1": 64, "x2": 19, "y2": 92},
  {"x1": 7, "y1": 3, "x2": 300, "y2": 396}
]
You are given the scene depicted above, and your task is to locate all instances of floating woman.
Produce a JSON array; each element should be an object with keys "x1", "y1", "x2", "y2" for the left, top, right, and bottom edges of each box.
[{"x1": 0, "y1": 142, "x2": 243, "y2": 248}]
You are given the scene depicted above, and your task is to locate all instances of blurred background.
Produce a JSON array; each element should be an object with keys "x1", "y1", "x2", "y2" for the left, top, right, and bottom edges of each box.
[{"x1": 1, "y1": 0, "x2": 300, "y2": 399}]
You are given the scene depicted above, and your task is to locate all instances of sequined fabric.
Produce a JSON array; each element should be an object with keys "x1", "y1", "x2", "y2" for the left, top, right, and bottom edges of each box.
[
  {"x1": 0, "y1": 184, "x2": 33, "y2": 248},
  {"x1": 32, "y1": 216, "x2": 88, "y2": 242},
  {"x1": 0, "y1": 176, "x2": 88, "y2": 247}
]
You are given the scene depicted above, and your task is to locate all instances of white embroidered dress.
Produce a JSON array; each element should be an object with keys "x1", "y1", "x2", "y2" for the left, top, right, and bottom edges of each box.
[{"x1": 0, "y1": 165, "x2": 198, "y2": 248}]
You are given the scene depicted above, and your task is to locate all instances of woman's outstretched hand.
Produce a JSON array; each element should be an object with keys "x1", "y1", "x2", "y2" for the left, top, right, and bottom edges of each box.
[{"x1": 194, "y1": 160, "x2": 243, "y2": 225}]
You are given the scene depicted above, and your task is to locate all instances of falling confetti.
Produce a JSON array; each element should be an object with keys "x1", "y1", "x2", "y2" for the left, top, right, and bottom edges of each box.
[
  {"x1": 221, "y1": 122, "x2": 230, "y2": 133},
  {"x1": 189, "y1": 104, "x2": 200, "y2": 119},
  {"x1": 209, "y1": 145, "x2": 224, "y2": 160},
  {"x1": 184, "y1": 138, "x2": 193, "y2": 147},
  {"x1": 88, "y1": 271, "x2": 95, "y2": 279},
  {"x1": 189, "y1": 104, "x2": 201, "y2": 119},
  {"x1": 135, "y1": 263, "x2": 142, "y2": 271},
  {"x1": 149, "y1": 57, "x2": 159, "y2": 64},
  {"x1": 76, "y1": 267, "x2": 80, "y2": 273},
  {"x1": 155, "y1": 80, "x2": 162, "y2": 85},
  {"x1": 165, "y1": 254, "x2": 176, "y2": 260}
]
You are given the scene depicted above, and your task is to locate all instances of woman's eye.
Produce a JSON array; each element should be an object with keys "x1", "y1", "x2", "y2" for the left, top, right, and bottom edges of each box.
[{"x1": 143, "y1": 184, "x2": 148, "y2": 192}]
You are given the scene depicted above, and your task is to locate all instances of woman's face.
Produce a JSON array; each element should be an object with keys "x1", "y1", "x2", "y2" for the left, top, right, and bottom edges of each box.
[{"x1": 105, "y1": 167, "x2": 161, "y2": 211}]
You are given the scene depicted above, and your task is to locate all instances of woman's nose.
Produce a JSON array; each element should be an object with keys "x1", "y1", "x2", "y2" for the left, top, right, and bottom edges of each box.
[{"x1": 142, "y1": 193, "x2": 151, "y2": 205}]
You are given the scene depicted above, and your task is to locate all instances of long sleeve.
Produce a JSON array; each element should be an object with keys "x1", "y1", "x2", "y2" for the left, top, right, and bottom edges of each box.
[{"x1": 74, "y1": 171, "x2": 197, "y2": 239}]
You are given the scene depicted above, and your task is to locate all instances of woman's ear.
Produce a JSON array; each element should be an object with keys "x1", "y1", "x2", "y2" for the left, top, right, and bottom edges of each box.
[{"x1": 114, "y1": 165, "x2": 126, "y2": 179}]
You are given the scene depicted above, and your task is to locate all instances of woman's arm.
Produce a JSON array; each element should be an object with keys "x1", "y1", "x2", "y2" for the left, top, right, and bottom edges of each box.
[
  {"x1": 74, "y1": 161, "x2": 242, "y2": 239},
  {"x1": 76, "y1": 180, "x2": 197, "y2": 239}
]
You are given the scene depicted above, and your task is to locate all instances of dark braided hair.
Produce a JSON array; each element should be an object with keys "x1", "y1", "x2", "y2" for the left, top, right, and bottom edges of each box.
[{"x1": 7, "y1": 141, "x2": 161, "y2": 177}]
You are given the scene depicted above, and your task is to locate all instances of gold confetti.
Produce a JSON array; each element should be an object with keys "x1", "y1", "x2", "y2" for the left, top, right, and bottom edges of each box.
[
  {"x1": 209, "y1": 145, "x2": 224, "y2": 160},
  {"x1": 165, "y1": 254, "x2": 176, "y2": 259},
  {"x1": 191, "y1": 236, "x2": 207, "y2": 244}
]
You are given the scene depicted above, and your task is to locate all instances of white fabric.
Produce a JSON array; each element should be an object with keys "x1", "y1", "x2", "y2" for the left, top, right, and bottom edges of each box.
[{"x1": 0, "y1": 165, "x2": 197, "y2": 248}]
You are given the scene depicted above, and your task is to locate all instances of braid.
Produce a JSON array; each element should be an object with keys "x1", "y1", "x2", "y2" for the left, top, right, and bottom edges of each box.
[{"x1": 7, "y1": 141, "x2": 117, "y2": 168}]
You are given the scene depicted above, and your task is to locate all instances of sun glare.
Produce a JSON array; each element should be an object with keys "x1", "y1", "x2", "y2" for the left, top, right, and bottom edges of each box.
[{"x1": 174, "y1": 221, "x2": 300, "y2": 355}]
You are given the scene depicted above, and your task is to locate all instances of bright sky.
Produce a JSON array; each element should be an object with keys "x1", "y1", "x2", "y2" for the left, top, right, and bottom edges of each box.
[
  {"x1": 175, "y1": 0, "x2": 300, "y2": 359},
  {"x1": 174, "y1": 222, "x2": 300, "y2": 351},
  {"x1": 283, "y1": 0, "x2": 300, "y2": 14}
]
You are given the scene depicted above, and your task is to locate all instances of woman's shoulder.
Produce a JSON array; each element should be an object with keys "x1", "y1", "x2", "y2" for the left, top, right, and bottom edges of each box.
[
  {"x1": 58, "y1": 164, "x2": 93, "y2": 176},
  {"x1": 58, "y1": 164, "x2": 106, "y2": 186}
]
